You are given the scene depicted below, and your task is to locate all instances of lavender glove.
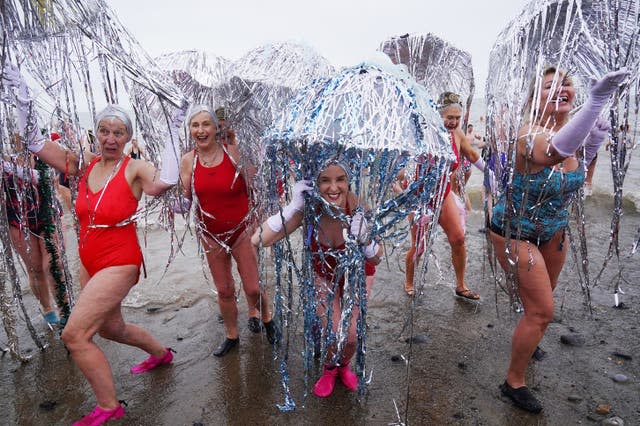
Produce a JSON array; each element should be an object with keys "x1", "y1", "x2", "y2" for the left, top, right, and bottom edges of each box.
[
  {"x1": 584, "y1": 117, "x2": 610, "y2": 166},
  {"x1": 159, "y1": 105, "x2": 188, "y2": 185},
  {"x1": 349, "y1": 211, "x2": 370, "y2": 244},
  {"x1": 551, "y1": 69, "x2": 629, "y2": 157},
  {"x1": 2, "y1": 62, "x2": 44, "y2": 152},
  {"x1": 266, "y1": 180, "x2": 313, "y2": 232},
  {"x1": 171, "y1": 196, "x2": 192, "y2": 214}
]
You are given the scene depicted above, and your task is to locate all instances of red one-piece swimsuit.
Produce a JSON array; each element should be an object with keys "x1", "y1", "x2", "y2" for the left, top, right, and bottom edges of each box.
[
  {"x1": 76, "y1": 156, "x2": 142, "y2": 277},
  {"x1": 194, "y1": 149, "x2": 249, "y2": 248}
]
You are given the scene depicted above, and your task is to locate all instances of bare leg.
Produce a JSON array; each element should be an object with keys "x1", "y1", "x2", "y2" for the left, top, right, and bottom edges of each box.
[
  {"x1": 439, "y1": 193, "x2": 470, "y2": 293},
  {"x1": 9, "y1": 227, "x2": 56, "y2": 313},
  {"x1": 233, "y1": 232, "x2": 272, "y2": 323},
  {"x1": 204, "y1": 237, "x2": 238, "y2": 339},
  {"x1": 61, "y1": 265, "x2": 139, "y2": 409}
]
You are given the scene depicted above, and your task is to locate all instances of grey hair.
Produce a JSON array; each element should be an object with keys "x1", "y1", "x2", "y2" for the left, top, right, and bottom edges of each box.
[
  {"x1": 186, "y1": 104, "x2": 217, "y2": 126},
  {"x1": 95, "y1": 105, "x2": 133, "y2": 140}
]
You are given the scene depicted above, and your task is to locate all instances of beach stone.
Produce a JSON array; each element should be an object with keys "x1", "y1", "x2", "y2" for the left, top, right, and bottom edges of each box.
[
  {"x1": 38, "y1": 400, "x2": 57, "y2": 411},
  {"x1": 596, "y1": 404, "x2": 611, "y2": 415},
  {"x1": 602, "y1": 416, "x2": 624, "y2": 426},
  {"x1": 612, "y1": 374, "x2": 629, "y2": 383},
  {"x1": 560, "y1": 333, "x2": 585, "y2": 347},
  {"x1": 405, "y1": 334, "x2": 430, "y2": 344},
  {"x1": 390, "y1": 355, "x2": 402, "y2": 362},
  {"x1": 567, "y1": 394, "x2": 582, "y2": 402},
  {"x1": 612, "y1": 352, "x2": 632, "y2": 361}
]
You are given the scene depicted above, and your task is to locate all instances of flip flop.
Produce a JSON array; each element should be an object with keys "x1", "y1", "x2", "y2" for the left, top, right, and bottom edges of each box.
[{"x1": 455, "y1": 289, "x2": 480, "y2": 300}]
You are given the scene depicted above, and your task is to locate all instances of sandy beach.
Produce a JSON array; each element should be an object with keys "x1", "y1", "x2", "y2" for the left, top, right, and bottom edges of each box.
[{"x1": 1, "y1": 177, "x2": 639, "y2": 425}]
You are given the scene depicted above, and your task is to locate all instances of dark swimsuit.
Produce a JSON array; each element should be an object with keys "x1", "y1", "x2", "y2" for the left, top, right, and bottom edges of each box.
[{"x1": 491, "y1": 164, "x2": 584, "y2": 246}]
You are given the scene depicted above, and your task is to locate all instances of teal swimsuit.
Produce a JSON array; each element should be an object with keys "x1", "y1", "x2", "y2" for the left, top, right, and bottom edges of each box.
[{"x1": 491, "y1": 165, "x2": 584, "y2": 245}]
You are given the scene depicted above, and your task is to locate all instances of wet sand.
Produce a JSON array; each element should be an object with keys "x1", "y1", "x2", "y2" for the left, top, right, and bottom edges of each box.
[{"x1": 1, "y1": 189, "x2": 639, "y2": 425}]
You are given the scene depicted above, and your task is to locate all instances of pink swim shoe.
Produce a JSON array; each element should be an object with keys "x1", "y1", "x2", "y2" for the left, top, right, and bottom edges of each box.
[
  {"x1": 313, "y1": 365, "x2": 338, "y2": 397},
  {"x1": 72, "y1": 403, "x2": 125, "y2": 426},
  {"x1": 338, "y1": 364, "x2": 358, "y2": 391},
  {"x1": 130, "y1": 347, "x2": 174, "y2": 374}
]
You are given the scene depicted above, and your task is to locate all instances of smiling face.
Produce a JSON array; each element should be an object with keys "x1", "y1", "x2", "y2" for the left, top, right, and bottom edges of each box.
[
  {"x1": 441, "y1": 104, "x2": 463, "y2": 131},
  {"x1": 538, "y1": 70, "x2": 575, "y2": 116},
  {"x1": 97, "y1": 118, "x2": 130, "y2": 159},
  {"x1": 317, "y1": 164, "x2": 349, "y2": 208},
  {"x1": 189, "y1": 111, "x2": 216, "y2": 149}
]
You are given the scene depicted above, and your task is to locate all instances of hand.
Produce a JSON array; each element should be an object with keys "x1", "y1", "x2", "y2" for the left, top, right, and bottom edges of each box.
[
  {"x1": 289, "y1": 180, "x2": 313, "y2": 212},
  {"x1": 363, "y1": 240, "x2": 379, "y2": 259},
  {"x1": 171, "y1": 196, "x2": 192, "y2": 214},
  {"x1": 349, "y1": 211, "x2": 369, "y2": 244},
  {"x1": 589, "y1": 68, "x2": 630, "y2": 103},
  {"x1": 584, "y1": 116, "x2": 610, "y2": 165},
  {"x1": 2, "y1": 61, "x2": 30, "y2": 103}
]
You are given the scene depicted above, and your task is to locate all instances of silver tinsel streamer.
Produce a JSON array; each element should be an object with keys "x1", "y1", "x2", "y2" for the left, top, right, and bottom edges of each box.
[
  {"x1": 486, "y1": 0, "x2": 639, "y2": 309},
  {"x1": 256, "y1": 58, "x2": 452, "y2": 410}
]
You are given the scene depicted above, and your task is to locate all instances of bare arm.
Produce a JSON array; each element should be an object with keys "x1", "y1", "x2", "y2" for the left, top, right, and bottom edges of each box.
[{"x1": 136, "y1": 160, "x2": 175, "y2": 196}]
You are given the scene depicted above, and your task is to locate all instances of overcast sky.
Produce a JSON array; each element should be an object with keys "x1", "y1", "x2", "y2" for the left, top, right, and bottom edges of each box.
[{"x1": 107, "y1": 0, "x2": 530, "y2": 96}]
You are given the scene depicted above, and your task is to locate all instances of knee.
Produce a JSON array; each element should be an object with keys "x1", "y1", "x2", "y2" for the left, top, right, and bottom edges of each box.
[
  {"x1": 526, "y1": 308, "x2": 554, "y2": 329},
  {"x1": 217, "y1": 287, "x2": 236, "y2": 300},
  {"x1": 61, "y1": 326, "x2": 86, "y2": 349},
  {"x1": 243, "y1": 285, "x2": 260, "y2": 301},
  {"x1": 448, "y1": 233, "x2": 465, "y2": 247}
]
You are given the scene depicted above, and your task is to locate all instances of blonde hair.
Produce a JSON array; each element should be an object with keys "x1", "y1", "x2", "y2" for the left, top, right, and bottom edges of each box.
[{"x1": 523, "y1": 66, "x2": 571, "y2": 125}]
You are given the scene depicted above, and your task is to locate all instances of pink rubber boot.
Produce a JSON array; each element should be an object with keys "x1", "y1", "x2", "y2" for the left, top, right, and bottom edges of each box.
[
  {"x1": 72, "y1": 403, "x2": 125, "y2": 426},
  {"x1": 313, "y1": 365, "x2": 338, "y2": 397},
  {"x1": 130, "y1": 348, "x2": 174, "y2": 374},
  {"x1": 338, "y1": 364, "x2": 358, "y2": 391}
]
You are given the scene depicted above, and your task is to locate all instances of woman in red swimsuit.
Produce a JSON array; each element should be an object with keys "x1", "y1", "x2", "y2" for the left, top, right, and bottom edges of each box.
[
  {"x1": 402, "y1": 92, "x2": 483, "y2": 299},
  {"x1": 251, "y1": 162, "x2": 382, "y2": 398},
  {"x1": 177, "y1": 105, "x2": 275, "y2": 357},
  {"x1": 17, "y1": 99, "x2": 180, "y2": 423}
]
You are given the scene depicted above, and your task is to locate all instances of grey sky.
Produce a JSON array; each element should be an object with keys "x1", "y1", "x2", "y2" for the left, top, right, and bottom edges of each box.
[{"x1": 108, "y1": 0, "x2": 530, "y2": 98}]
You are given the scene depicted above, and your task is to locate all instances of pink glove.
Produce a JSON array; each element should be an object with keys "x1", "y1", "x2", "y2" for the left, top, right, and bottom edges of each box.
[
  {"x1": 552, "y1": 69, "x2": 629, "y2": 157},
  {"x1": 584, "y1": 117, "x2": 610, "y2": 166}
]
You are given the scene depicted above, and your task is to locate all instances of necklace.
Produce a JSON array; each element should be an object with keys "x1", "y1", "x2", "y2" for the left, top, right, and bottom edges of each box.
[{"x1": 198, "y1": 147, "x2": 222, "y2": 166}]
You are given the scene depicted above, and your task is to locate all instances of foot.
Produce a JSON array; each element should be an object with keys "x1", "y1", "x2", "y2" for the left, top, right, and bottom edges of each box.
[
  {"x1": 130, "y1": 348, "x2": 174, "y2": 374},
  {"x1": 313, "y1": 366, "x2": 338, "y2": 398},
  {"x1": 500, "y1": 381, "x2": 542, "y2": 413},
  {"x1": 43, "y1": 311, "x2": 60, "y2": 326},
  {"x1": 263, "y1": 320, "x2": 279, "y2": 345},
  {"x1": 404, "y1": 282, "x2": 415, "y2": 296},
  {"x1": 248, "y1": 317, "x2": 262, "y2": 333},
  {"x1": 72, "y1": 403, "x2": 125, "y2": 426},
  {"x1": 455, "y1": 288, "x2": 480, "y2": 300},
  {"x1": 338, "y1": 364, "x2": 358, "y2": 391},
  {"x1": 213, "y1": 337, "x2": 239, "y2": 357}
]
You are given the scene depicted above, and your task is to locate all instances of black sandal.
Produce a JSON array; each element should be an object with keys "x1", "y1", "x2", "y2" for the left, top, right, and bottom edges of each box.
[{"x1": 213, "y1": 337, "x2": 239, "y2": 357}]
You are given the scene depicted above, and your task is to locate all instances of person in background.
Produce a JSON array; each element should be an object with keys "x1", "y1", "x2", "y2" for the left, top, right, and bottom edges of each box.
[
  {"x1": 403, "y1": 92, "x2": 484, "y2": 299},
  {"x1": 124, "y1": 137, "x2": 148, "y2": 161},
  {"x1": 3, "y1": 132, "x2": 62, "y2": 326}
]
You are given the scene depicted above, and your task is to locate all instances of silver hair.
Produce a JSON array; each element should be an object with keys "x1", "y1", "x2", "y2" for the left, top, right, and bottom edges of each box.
[
  {"x1": 186, "y1": 104, "x2": 217, "y2": 125},
  {"x1": 95, "y1": 105, "x2": 133, "y2": 140}
]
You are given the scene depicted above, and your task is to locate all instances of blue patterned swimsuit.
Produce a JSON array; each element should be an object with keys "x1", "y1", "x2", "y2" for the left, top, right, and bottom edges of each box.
[{"x1": 490, "y1": 165, "x2": 584, "y2": 245}]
